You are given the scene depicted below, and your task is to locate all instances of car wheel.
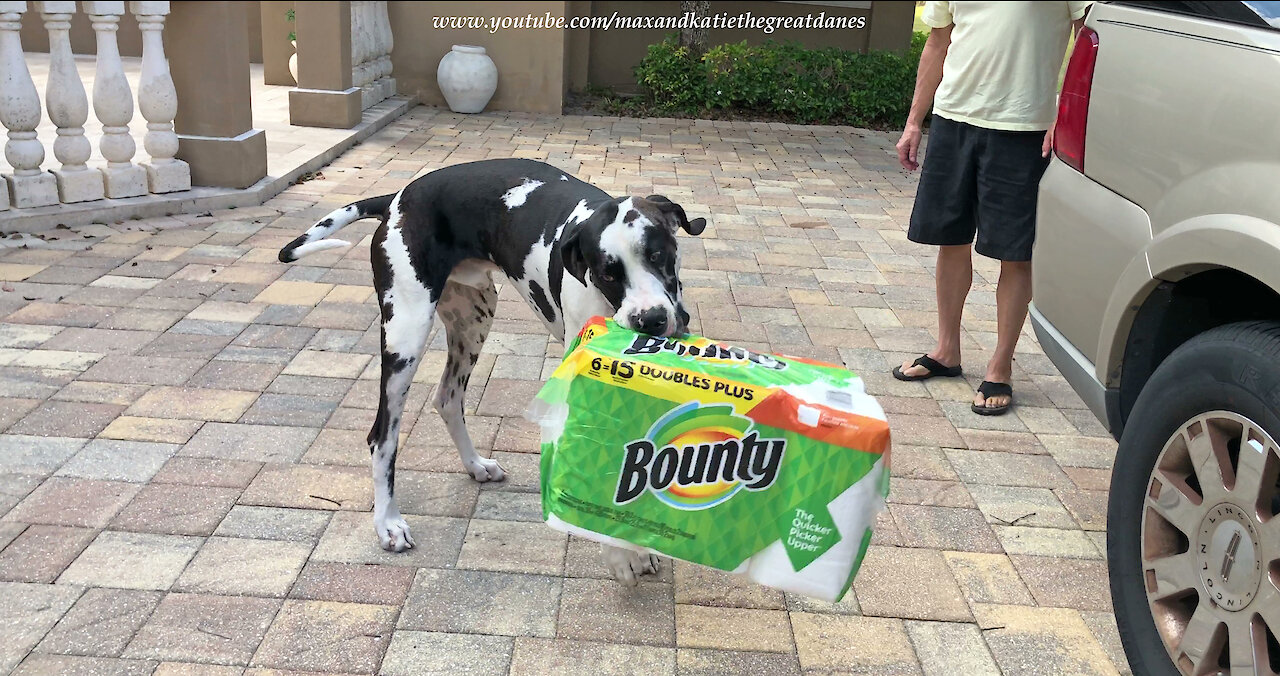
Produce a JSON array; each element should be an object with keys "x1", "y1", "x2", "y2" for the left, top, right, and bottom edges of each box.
[{"x1": 1110, "y1": 321, "x2": 1280, "y2": 675}]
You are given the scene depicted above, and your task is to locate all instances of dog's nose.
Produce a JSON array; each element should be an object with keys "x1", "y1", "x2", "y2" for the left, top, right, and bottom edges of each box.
[{"x1": 634, "y1": 308, "x2": 668, "y2": 336}]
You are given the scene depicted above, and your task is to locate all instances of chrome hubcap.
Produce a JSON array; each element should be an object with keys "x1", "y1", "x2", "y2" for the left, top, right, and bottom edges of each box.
[
  {"x1": 1142, "y1": 411, "x2": 1280, "y2": 675},
  {"x1": 1196, "y1": 503, "x2": 1263, "y2": 612}
]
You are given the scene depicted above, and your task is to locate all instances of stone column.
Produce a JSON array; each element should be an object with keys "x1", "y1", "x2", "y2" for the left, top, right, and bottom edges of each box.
[
  {"x1": 131, "y1": 0, "x2": 189, "y2": 193},
  {"x1": 37, "y1": 1, "x2": 105, "y2": 203},
  {"x1": 289, "y1": 0, "x2": 360, "y2": 129},
  {"x1": 167, "y1": 0, "x2": 266, "y2": 189},
  {"x1": 374, "y1": 1, "x2": 394, "y2": 100},
  {"x1": 84, "y1": 0, "x2": 148, "y2": 198},
  {"x1": 0, "y1": 1, "x2": 59, "y2": 208}
]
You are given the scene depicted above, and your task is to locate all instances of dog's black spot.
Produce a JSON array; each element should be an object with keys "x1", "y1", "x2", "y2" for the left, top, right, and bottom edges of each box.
[
  {"x1": 548, "y1": 253, "x2": 565, "y2": 311},
  {"x1": 528, "y1": 280, "x2": 557, "y2": 323},
  {"x1": 597, "y1": 201, "x2": 619, "y2": 225},
  {"x1": 371, "y1": 229, "x2": 395, "y2": 320},
  {"x1": 386, "y1": 450, "x2": 397, "y2": 497},
  {"x1": 386, "y1": 351, "x2": 411, "y2": 373},
  {"x1": 469, "y1": 353, "x2": 479, "y2": 366},
  {"x1": 369, "y1": 340, "x2": 412, "y2": 448},
  {"x1": 624, "y1": 210, "x2": 640, "y2": 224}
]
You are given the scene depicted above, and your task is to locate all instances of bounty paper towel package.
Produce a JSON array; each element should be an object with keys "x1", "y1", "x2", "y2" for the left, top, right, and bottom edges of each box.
[{"x1": 526, "y1": 317, "x2": 891, "y2": 602}]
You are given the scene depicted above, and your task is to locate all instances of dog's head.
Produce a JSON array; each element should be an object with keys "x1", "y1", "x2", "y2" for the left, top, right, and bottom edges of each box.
[{"x1": 560, "y1": 195, "x2": 706, "y2": 337}]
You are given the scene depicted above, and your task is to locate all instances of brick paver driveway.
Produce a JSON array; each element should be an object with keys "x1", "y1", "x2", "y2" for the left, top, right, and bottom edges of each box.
[{"x1": 0, "y1": 108, "x2": 1129, "y2": 675}]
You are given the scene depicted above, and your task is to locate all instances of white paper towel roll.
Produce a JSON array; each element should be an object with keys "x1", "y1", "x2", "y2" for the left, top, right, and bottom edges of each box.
[{"x1": 745, "y1": 458, "x2": 887, "y2": 602}]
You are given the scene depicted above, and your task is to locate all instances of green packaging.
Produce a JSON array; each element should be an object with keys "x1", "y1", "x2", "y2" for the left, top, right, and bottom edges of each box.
[{"x1": 526, "y1": 317, "x2": 891, "y2": 602}]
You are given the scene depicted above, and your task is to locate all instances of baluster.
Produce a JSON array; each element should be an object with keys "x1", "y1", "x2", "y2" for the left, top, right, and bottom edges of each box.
[
  {"x1": 349, "y1": 1, "x2": 364, "y2": 106},
  {"x1": 129, "y1": 1, "x2": 188, "y2": 193},
  {"x1": 36, "y1": 1, "x2": 104, "y2": 203},
  {"x1": 369, "y1": 0, "x2": 385, "y2": 103},
  {"x1": 359, "y1": 1, "x2": 376, "y2": 108},
  {"x1": 355, "y1": 1, "x2": 371, "y2": 108},
  {"x1": 0, "y1": 1, "x2": 58, "y2": 208},
  {"x1": 84, "y1": 0, "x2": 146, "y2": 198},
  {"x1": 377, "y1": 0, "x2": 394, "y2": 100}
]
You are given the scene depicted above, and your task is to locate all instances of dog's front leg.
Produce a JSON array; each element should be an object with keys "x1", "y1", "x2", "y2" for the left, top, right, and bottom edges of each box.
[
  {"x1": 561, "y1": 307, "x2": 664, "y2": 584},
  {"x1": 600, "y1": 544, "x2": 661, "y2": 585}
]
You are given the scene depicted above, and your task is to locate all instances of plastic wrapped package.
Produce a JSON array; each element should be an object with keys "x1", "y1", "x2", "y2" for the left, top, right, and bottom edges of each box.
[{"x1": 526, "y1": 317, "x2": 891, "y2": 602}]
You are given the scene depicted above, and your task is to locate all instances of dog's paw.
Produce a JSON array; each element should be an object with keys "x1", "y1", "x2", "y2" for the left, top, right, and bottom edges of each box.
[
  {"x1": 375, "y1": 515, "x2": 415, "y2": 552},
  {"x1": 465, "y1": 457, "x2": 506, "y2": 483},
  {"x1": 601, "y1": 544, "x2": 660, "y2": 585}
]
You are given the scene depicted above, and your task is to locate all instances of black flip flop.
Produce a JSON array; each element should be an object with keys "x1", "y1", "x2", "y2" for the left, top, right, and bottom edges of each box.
[
  {"x1": 892, "y1": 355, "x2": 962, "y2": 382},
  {"x1": 972, "y1": 381, "x2": 1014, "y2": 416}
]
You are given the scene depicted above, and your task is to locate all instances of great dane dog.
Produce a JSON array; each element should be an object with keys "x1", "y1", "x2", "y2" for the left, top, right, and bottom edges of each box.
[{"x1": 279, "y1": 158, "x2": 705, "y2": 583}]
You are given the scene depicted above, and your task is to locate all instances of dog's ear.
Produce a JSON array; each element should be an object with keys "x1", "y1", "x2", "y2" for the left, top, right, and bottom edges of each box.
[
  {"x1": 559, "y1": 223, "x2": 589, "y2": 286},
  {"x1": 646, "y1": 195, "x2": 706, "y2": 236}
]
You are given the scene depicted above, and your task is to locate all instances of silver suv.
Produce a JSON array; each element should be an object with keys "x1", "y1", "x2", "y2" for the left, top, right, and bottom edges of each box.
[{"x1": 1031, "y1": 1, "x2": 1280, "y2": 673}]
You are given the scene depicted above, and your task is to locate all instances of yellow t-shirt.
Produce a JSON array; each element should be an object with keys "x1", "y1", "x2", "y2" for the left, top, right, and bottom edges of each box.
[{"x1": 922, "y1": 1, "x2": 1092, "y2": 131}]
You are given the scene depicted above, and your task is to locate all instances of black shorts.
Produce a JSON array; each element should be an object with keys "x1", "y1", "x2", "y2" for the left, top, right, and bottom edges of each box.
[{"x1": 907, "y1": 115, "x2": 1051, "y2": 262}]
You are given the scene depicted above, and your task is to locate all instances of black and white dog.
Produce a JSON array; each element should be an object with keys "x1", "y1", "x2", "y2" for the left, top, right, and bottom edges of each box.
[{"x1": 279, "y1": 158, "x2": 705, "y2": 583}]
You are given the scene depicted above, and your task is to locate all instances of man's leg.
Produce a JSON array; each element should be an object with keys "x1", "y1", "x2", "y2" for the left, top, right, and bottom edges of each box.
[
  {"x1": 897, "y1": 116, "x2": 980, "y2": 379},
  {"x1": 899, "y1": 244, "x2": 972, "y2": 377},
  {"x1": 975, "y1": 259, "x2": 1032, "y2": 409},
  {"x1": 970, "y1": 124, "x2": 1050, "y2": 412}
]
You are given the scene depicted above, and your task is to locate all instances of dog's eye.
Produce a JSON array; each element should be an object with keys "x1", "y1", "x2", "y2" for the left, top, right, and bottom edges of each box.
[
  {"x1": 599, "y1": 273, "x2": 615, "y2": 283},
  {"x1": 649, "y1": 251, "x2": 663, "y2": 264}
]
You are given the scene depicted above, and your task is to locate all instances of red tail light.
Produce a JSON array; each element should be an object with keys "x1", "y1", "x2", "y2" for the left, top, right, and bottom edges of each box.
[{"x1": 1054, "y1": 26, "x2": 1099, "y2": 173}]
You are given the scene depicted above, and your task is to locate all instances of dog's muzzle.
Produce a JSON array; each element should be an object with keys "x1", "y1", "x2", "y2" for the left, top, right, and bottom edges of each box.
[
  {"x1": 624, "y1": 304, "x2": 689, "y2": 337},
  {"x1": 633, "y1": 307, "x2": 670, "y2": 337}
]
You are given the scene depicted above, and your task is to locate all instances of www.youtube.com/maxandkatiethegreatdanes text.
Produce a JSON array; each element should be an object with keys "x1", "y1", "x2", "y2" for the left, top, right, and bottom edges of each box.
[{"x1": 433, "y1": 10, "x2": 868, "y2": 35}]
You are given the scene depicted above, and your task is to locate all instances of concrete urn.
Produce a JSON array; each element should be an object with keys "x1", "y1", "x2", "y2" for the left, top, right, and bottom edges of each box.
[{"x1": 437, "y1": 45, "x2": 497, "y2": 113}]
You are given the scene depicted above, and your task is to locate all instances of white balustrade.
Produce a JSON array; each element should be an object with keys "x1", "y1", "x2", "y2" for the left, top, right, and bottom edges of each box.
[
  {"x1": 374, "y1": 0, "x2": 394, "y2": 100},
  {"x1": 348, "y1": 0, "x2": 393, "y2": 111},
  {"x1": 2, "y1": 0, "x2": 393, "y2": 213},
  {"x1": 130, "y1": 1, "x2": 188, "y2": 193},
  {"x1": 84, "y1": 0, "x2": 146, "y2": 198},
  {"x1": 349, "y1": 1, "x2": 362, "y2": 102},
  {"x1": 36, "y1": 1, "x2": 104, "y2": 203},
  {"x1": 0, "y1": 1, "x2": 59, "y2": 208},
  {"x1": 353, "y1": 0, "x2": 373, "y2": 109}
]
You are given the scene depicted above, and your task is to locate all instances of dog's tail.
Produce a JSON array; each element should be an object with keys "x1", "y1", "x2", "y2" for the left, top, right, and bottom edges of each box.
[{"x1": 277, "y1": 194, "x2": 395, "y2": 263}]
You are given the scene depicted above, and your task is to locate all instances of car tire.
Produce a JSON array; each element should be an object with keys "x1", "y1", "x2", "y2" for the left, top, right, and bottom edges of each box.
[{"x1": 1109, "y1": 320, "x2": 1280, "y2": 675}]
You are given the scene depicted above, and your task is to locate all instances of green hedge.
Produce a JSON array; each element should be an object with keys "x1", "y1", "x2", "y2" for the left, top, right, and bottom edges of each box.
[{"x1": 623, "y1": 32, "x2": 927, "y2": 129}]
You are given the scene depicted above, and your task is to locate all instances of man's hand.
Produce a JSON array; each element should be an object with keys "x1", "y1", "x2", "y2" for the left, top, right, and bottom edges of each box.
[
  {"x1": 898, "y1": 124, "x2": 923, "y2": 171},
  {"x1": 898, "y1": 26, "x2": 950, "y2": 171},
  {"x1": 1042, "y1": 125, "x2": 1054, "y2": 158}
]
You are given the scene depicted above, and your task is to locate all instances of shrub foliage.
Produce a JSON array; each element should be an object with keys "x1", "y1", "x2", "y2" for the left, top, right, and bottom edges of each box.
[{"x1": 623, "y1": 32, "x2": 927, "y2": 129}]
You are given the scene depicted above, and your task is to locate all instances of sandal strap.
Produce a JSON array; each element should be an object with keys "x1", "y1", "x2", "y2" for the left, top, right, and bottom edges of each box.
[
  {"x1": 913, "y1": 355, "x2": 952, "y2": 374},
  {"x1": 977, "y1": 381, "x2": 1013, "y2": 398}
]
